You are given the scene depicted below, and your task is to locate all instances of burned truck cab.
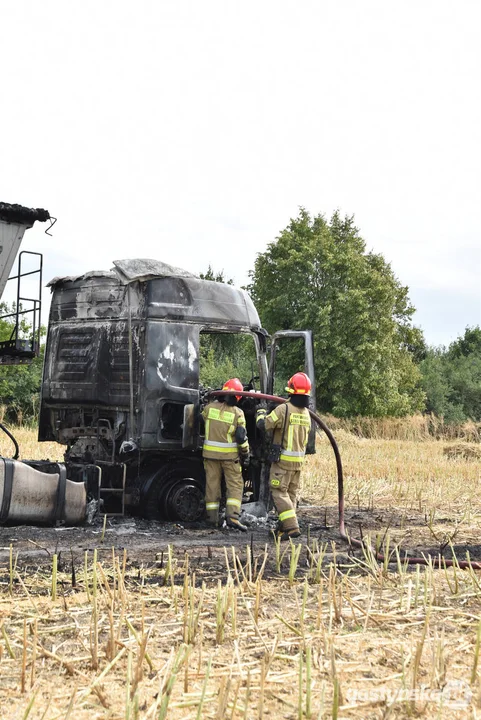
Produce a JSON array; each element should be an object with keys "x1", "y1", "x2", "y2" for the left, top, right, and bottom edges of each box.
[{"x1": 39, "y1": 259, "x2": 315, "y2": 521}]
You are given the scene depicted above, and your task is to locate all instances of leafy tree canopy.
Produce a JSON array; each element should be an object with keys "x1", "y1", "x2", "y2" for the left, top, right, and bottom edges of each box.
[
  {"x1": 248, "y1": 208, "x2": 425, "y2": 417},
  {"x1": 0, "y1": 302, "x2": 45, "y2": 424},
  {"x1": 198, "y1": 268, "x2": 257, "y2": 389},
  {"x1": 420, "y1": 326, "x2": 481, "y2": 422},
  {"x1": 199, "y1": 265, "x2": 234, "y2": 285}
]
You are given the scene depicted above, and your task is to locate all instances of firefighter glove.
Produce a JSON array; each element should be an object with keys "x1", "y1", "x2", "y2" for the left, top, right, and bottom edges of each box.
[
  {"x1": 241, "y1": 452, "x2": 251, "y2": 468},
  {"x1": 256, "y1": 405, "x2": 267, "y2": 429},
  {"x1": 256, "y1": 403, "x2": 267, "y2": 421}
]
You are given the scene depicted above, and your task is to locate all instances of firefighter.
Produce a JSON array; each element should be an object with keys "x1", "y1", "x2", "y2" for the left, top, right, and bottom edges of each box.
[
  {"x1": 202, "y1": 378, "x2": 250, "y2": 531},
  {"x1": 256, "y1": 372, "x2": 312, "y2": 540}
]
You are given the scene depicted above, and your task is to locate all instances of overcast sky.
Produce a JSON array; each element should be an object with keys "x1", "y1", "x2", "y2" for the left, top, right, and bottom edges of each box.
[{"x1": 1, "y1": 0, "x2": 480, "y2": 346}]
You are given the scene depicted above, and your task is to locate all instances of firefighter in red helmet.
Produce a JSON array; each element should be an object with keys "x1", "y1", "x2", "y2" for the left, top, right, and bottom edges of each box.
[
  {"x1": 202, "y1": 378, "x2": 250, "y2": 531},
  {"x1": 256, "y1": 372, "x2": 312, "y2": 540}
]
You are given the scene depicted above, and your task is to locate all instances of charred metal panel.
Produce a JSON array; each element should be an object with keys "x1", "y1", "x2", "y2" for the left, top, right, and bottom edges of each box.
[
  {"x1": 140, "y1": 322, "x2": 200, "y2": 449},
  {"x1": 113, "y1": 258, "x2": 196, "y2": 282},
  {"x1": 41, "y1": 322, "x2": 140, "y2": 404},
  {"x1": 47, "y1": 270, "x2": 261, "y2": 329},
  {"x1": 109, "y1": 327, "x2": 132, "y2": 405},
  {"x1": 48, "y1": 275, "x2": 131, "y2": 322},
  {"x1": 146, "y1": 277, "x2": 261, "y2": 328}
]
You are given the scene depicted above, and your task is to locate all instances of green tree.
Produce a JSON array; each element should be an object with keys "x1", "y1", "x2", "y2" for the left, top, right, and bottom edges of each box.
[
  {"x1": 0, "y1": 303, "x2": 45, "y2": 424},
  {"x1": 199, "y1": 265, "x2": 234, "y2": 285},
  {"x1": 420, "y1": 327, "x2": 481, "y2": 422},
  {"x1": 248, "y1": 208, "x2": 425, "y2": 416},
  {"x1": 449, "y1": 326, "x2": 481, "y2": 359},
  {"x1": 198, "y1": 268, "x2": 257, "y2": 389}
]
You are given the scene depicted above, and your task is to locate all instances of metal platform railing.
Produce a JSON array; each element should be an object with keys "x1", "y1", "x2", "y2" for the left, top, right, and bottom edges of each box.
[{"x1": 0, "y1": 250, "x2": 43, "y2": 364}]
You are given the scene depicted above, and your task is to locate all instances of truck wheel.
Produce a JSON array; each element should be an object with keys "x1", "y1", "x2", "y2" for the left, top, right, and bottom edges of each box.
[{"x1": 143, "y1": 462, "x2": 205, "y2": 522}]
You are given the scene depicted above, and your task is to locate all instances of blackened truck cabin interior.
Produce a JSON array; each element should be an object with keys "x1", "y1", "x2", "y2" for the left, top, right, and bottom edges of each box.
[
  {"x1": 37, "y1": 259, "x2": 315, "y2": 520},
  {"x1": 161, "y1": 332, "x2": 260, "y2": 439},
  {"x1": 199, "y1": 329, "x2": 261, "y2": 429}
]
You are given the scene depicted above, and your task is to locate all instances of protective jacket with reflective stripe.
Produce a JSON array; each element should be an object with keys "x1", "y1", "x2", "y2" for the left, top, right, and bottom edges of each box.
[
  {"x1": 263, "y1": 401, "x2": 310, "y2": 469},
  {"x1": 202, "y1": 401, "x2": 249, "y2": 460}
]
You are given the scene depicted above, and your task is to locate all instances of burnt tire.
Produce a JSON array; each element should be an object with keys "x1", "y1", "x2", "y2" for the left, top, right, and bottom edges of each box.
[{"x1": 142, "y1": 462, "x2": 205, "y2": 522}]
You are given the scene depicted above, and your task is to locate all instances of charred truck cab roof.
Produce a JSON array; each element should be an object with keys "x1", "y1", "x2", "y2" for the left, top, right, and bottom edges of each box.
[{"x1": 38, "y1": 259, "x2": 314, "y2": 521}]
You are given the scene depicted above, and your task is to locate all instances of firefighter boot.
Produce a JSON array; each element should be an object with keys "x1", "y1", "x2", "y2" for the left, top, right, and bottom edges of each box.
[
  {"x1": 278, "y1": 528, "x2": 301, "y2": 542},
  {"x1": 226, "y1": 517, "x2": 248, "y2": 532},
  {"x1": 205, "y1": 516, "x2": 219, "y2": 528}
]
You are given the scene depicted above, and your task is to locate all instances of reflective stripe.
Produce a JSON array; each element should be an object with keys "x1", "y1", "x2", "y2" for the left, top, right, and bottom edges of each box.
[
  {"x1": 269, "y1": 409, "x2": 279, "y2": 422},
  {"x1": 204, "y1": 440, "x2": 237, "y2": 448},
  {"x1": 238, "y1": 441, "x2": 249, "y2": 450},
  {"x1": 204, "y1": 444, "x2": 238, "y2": 454},
  {"x1": 280, "y1": 453, "x2": 305, "y2": 463},
  {"x1": 205, "y1": 502, "x2": 220, "y2": 510},
  {"x1": 226, "y1": 497, "x2": 241, "y2": 507},
  {"x1": 281, "y1": 449, "x2": 305, "y2": 457},
  {"x1": 287, "y1": 423, "x2": 294, "y2": 452},
  {"x1": 279, "y1": 508, "x2": 296, "y2": 522}
]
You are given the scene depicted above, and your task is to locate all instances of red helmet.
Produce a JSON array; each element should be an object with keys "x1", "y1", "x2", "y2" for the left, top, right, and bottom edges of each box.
[
  {"x1": 222, "y1": 377, "x2": 244, "y2": 400},
  {"x1": 286, "y1": 372, "x2": 311, "y2": 395}
]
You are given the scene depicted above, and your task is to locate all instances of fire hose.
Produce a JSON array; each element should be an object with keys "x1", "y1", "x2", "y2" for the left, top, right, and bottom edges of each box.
[
  {"x1": 0, "y1": 423, "x2": 19, "y2": 460},
  {"x1": 211, "y1": 389, "x2": 481, "y2": 570}
]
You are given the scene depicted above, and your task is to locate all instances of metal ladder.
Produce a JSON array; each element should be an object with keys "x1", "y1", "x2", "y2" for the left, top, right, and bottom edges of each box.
[
  {"x1": 96, "y1": 462, "x2": 127, "y2": 517},
  {"x1": 0, "y1": 251, "x2": 42, "y2": 364}
]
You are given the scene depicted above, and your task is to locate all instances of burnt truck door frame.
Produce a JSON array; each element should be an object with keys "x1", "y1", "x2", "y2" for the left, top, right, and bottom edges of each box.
[
  {"x1": 267, "y1": 329, "x2": 316, "y2": 453},
  {"x1": 182, "y1": 327, "x2": 268, "y2": 450}
]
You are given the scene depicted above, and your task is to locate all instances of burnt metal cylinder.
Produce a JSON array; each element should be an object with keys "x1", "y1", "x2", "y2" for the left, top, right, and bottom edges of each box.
[{"x1": 0, "y1": 459, "x2": 86, "y2": 525}]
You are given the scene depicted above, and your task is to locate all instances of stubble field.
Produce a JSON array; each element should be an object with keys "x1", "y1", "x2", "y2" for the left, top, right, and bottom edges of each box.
[{"x1": 0, "y1": 426, "x2": 480, "y2": 719}]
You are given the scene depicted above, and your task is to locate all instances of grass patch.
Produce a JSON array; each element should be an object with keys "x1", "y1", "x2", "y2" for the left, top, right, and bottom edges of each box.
[{"x1": 0, "y1": 427, "x2": 480, "y2": 717}]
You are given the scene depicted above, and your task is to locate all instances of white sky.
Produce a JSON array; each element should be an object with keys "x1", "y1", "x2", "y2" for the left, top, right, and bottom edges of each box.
[{"x1": 1, "y1": 0, "x2": 480, "y2": 346}]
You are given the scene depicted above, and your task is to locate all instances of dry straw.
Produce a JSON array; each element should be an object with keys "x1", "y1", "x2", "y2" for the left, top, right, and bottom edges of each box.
[
  {"x1": 0, "y1": 427, "x2": 480, "y2": 717},
  {"x1": 1, "y1": 540, "x2": 481, "y2": 718}
]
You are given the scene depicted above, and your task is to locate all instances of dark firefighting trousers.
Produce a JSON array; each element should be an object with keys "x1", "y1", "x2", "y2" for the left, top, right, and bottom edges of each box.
[
  {"x1": 269, "y1": 464, "x2": 301, "y2": 532},
  {"x1": 203, "y1": 458, "x2": 244, "y2": 524}
]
